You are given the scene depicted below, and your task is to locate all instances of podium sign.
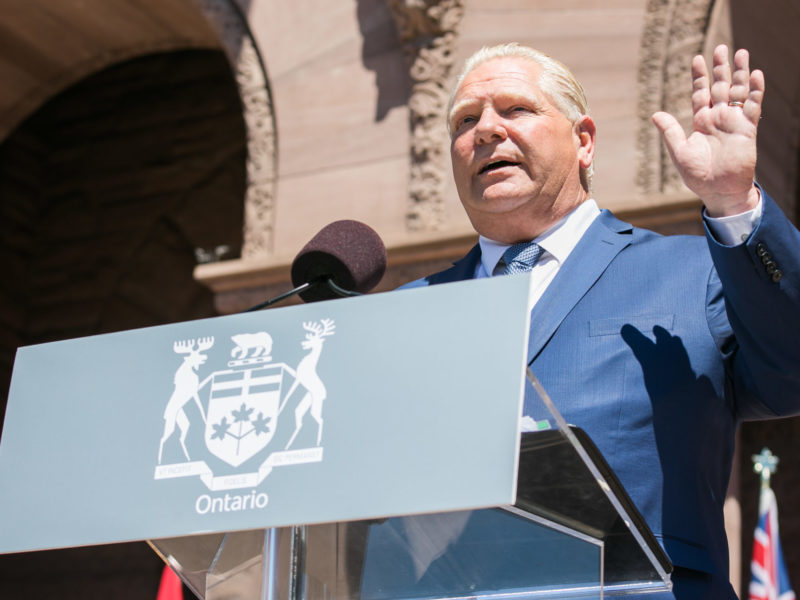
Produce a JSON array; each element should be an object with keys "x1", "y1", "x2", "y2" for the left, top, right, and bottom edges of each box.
[{"x1": 0, "y1": 276, "x2": 532, "y2": 554}]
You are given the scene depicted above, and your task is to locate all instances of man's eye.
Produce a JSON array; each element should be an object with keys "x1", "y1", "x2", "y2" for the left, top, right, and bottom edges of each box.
[
  {"x1": 455, "y1": 115, "x2": 476, "y2": 129},
  {"x1": 511, "y1": 106, "x2": 530, "y2": 113}
]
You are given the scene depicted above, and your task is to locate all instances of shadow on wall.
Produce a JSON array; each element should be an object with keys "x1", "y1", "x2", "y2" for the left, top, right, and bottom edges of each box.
[{"x1": 356, "y1": 0, "x2": 412, "y2": 121}]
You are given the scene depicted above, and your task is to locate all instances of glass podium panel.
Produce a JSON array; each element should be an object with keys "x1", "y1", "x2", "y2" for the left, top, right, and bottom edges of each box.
[
  {"x1": 307, "y1": 509, "x2": 604, "y2": 600},
  {"x1": 152, "y1": 509, "x2": 604, "y2": 600},
  {"x1": 151, "y1": 528, "x2": 288, "y2": 600},
  {"x1": 148, "y1": 371, "x2": 672, "y2": 599},
  {"x1": 519, "y1": 370, "x2": 672, "y2": 593}
]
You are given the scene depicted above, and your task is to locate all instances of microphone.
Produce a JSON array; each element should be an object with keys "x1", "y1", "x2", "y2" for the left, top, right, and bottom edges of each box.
[
  {"x1": 291, "y1": 220, "x2": 387, "y2": 302},
  {"x1": 245, "y1": 220, "x2": 387, "y2": 310}
]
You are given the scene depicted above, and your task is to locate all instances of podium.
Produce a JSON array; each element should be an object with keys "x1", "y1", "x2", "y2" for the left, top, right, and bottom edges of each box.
[
  {"x1": 0, "y1": 276, "x2": 671, "y2": 599},
  {"x1": 149, "y1": 369, "x2": 671, "y2": 600}
]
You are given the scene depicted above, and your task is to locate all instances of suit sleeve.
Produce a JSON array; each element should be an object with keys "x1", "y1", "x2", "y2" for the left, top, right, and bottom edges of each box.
[{"x1": 704, "y1": 189, "x2": 800, "y2": 419}]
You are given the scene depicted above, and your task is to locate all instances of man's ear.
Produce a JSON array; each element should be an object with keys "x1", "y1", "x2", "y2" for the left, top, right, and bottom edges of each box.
[{"x1": 575, "y1": 115, "x2": 596, "y2": 169}]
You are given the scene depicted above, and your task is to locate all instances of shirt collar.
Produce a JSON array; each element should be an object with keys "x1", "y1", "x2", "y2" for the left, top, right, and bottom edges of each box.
[{"x1": 479, "y1": 199, "x2": 601, "y2": 274}]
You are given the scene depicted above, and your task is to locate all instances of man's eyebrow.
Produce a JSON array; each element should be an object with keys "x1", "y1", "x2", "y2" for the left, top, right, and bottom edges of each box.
[
  {"x1": 449, "y1": 91, "x2": 542, "y2": 122},
  {"x1": 500, "y1": 90, "x2": 542, "y2": 107},
  {"x1": 449, "y1": 98, "x2": 479, "y2": 122}
]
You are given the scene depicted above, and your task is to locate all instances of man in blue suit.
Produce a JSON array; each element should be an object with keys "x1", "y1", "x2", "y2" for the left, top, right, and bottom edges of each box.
[{"x1": 402, "y1": 43, "x2": 800, "y2": 598}]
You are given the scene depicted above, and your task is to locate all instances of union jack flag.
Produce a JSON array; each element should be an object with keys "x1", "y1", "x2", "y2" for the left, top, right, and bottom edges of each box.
[{"x1": 749, "y1": 485, "x2": 795, "y2": 600}]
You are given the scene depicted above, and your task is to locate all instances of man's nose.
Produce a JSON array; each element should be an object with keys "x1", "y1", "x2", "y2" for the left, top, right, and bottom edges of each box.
[{"x1": 475, "y1": 109, "x2": 507, "y2": 144}]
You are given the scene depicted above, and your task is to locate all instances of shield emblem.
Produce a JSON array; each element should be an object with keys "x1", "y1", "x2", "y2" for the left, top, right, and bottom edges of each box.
[{"x1": 204, "y1": 365, "x2": 284, "y2": 467}]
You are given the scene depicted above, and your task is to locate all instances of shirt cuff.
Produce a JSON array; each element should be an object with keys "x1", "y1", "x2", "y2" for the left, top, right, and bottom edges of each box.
[{"x1": 703, "y1": 196, "x2": 763, "y2": 246}]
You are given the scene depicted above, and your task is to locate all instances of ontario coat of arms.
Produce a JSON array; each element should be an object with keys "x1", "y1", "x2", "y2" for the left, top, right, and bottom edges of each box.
[{"x1": 153, "y1": 319, "x2": 335, "y2": 492}]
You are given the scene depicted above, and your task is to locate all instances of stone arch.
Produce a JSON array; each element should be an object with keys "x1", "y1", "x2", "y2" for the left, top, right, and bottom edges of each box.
[
  {"x1": 0, "y1": 47, "x2": 247, "y2": 364},
  {"x1": 0, "y1": 36, "x2": 218, "y2": 143},
  {"x1": 188, "y1": 0, "x2": 278, "y2": 257},
  {"x1": 636, "y1": 0, "x2": 716, "y2": 193},
  {"x1": 0, "y1": 0, "x2": 277, "y2": 257}
]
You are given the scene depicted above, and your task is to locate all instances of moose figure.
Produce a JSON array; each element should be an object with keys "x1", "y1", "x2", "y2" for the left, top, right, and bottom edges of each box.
[
  {"x1": 281, "y1": 319, "x2": 335, "y2": 449},
  {"x1": 158, "y1": 337, "x2": 214, "y2": 463}
]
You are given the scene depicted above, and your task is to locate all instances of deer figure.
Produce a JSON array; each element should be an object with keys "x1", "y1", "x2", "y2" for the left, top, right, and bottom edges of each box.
[
  {"x1": 281, "y1": 319, "x2": 335, "y2": 449},
  {"x1": 158, "y1": 337, "x2": 214, "y2": 463}
]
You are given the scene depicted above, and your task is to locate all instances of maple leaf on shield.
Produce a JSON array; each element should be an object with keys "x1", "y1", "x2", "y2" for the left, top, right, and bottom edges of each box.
[
  {"x1": 231, "y1": 402, "x2": 254, "y2": 423},
  {"x1": 211, "y1": 417, "x2": 231, "y2": 440},
  {"x1": 252, "y1": 412, "x2": 272, "y2": 435}
]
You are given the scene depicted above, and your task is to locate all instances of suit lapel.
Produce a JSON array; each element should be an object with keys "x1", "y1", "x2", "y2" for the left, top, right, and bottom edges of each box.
[
  {"x1": 426, "y1": 244, "x2": 482, "y2": 284},
  {"x1": 526, "y1": 210, "x2": 633, "y2": 363}
]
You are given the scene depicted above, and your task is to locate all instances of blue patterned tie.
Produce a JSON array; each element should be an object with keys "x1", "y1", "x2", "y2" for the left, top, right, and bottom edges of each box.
[{"x1": 502, "y1": 242, "x2": 543, "y2": 275}]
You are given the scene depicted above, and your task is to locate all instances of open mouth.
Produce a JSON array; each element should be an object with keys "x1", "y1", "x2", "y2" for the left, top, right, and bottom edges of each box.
[{"x1": 479, "y1": 160, "x2": 519, "y2": 174}]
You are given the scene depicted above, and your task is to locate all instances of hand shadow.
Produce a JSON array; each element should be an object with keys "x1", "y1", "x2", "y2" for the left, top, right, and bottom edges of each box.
[
  {"x1": 619, "y1": 324, "x2": 727, "y2": 574},
  {"x1": 620, "y1": 324, "x2": 717, "y2": 409},
  {"x1": 355, "y1": 0, "x2": 411, "y2": 121},
  {"x1": 620, "y1": 325, "x2": 710, "y2": 398}
]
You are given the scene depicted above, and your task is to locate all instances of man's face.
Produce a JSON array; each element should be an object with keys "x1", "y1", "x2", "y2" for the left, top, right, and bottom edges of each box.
[{"x1": 449, "y1": 57, "x2": 594, "y2": 243}]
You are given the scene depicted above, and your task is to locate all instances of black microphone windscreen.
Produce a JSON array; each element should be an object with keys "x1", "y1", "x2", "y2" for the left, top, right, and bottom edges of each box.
[{"x1": 290, "y1": 220, "x2": 387, "y2": 302}]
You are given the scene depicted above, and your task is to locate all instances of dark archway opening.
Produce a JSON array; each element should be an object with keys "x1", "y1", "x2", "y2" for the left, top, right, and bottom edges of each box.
[{"x1": 0, "y1": 48, "x2": 246, "y2": 598}]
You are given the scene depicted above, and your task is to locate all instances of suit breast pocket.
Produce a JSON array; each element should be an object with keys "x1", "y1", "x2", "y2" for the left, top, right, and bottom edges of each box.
[{"x1": 588, "y1": 314, "x2": 675, "y2": 338}]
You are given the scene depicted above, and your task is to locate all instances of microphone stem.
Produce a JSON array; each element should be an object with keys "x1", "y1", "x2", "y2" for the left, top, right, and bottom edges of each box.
[
  {"x1": 244, "y1": 282, "x2": 315, "y2": 312},
  {"x1": 244, "y1": 278, "x2": 362, "y2": 312},
  {"x1": 326, "y1": 279, "x2": 361, "y2": 298}
]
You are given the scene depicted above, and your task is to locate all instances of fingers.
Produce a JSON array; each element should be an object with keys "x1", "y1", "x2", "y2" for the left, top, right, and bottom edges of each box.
[
  {"x1": 710, "y1": 45, "x2": 735, "y2": 107},
  {"x1": 651, "y1": 111, "x2": 685, "y2": 156},
  {"x1": 745, "y1": 67, "x2": 765, "y2": 122},
  {"x1": 691, "y1": 54, "x2": 711, "y2": 114},
  {"x1": 693, "y1": 45, "x2": 764, "y2": 123},
  {"x1": 729, "y1": 48, "x2": 750, "y2": 104}
]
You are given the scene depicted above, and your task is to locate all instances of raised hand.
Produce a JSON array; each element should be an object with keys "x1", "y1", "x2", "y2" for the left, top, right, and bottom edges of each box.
[{"x1": 651, "y1": 44, "x2": 764, "y2": 217}]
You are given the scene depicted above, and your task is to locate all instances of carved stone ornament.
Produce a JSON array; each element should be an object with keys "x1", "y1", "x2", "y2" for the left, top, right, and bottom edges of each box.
[
  {"x1": 188, "y1": 0, "x2": 278, "y2": 258},
  {"x1": 636, "y1": 0, "x2": 715, "y2": 194},
  {"x1": 388, "y1": 0, "x2": 464, "y2": 231}
]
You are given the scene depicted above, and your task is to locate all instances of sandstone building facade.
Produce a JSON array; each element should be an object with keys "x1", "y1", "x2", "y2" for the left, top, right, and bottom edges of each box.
[{"x1": 0, "y1": 0, "x2": 798, "y2": 596}]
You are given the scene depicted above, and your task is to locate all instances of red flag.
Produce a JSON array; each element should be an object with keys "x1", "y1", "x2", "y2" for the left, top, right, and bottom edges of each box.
[{"x1": 157, "y1": 565, "x2": 184, "y2": 600}]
